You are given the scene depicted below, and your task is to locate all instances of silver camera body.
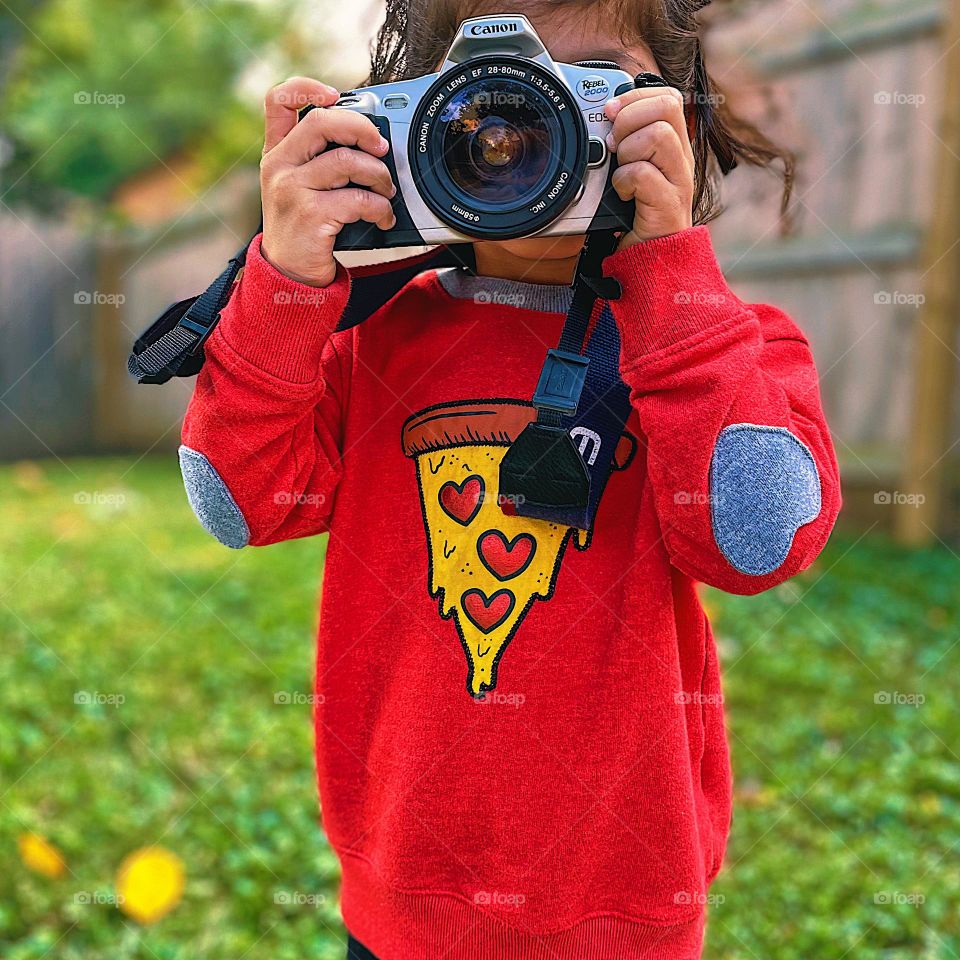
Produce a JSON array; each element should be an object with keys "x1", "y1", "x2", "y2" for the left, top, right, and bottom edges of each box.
[{"x1": 326, "y1": 15, "x2": 640, "y2": 249}]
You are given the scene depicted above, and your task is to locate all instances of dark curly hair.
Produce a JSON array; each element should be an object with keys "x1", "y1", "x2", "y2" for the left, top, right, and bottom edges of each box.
[{"x1": 363, "y1": 0, "x2": 794, "y2": 225}]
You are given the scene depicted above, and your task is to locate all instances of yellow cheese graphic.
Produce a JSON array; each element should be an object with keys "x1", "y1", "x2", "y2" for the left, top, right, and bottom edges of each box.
[{"x1": 402, "y1": 400, "x2": 590, "y2": 697}]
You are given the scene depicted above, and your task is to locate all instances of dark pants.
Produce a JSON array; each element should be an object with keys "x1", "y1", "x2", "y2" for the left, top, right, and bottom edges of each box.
[{"x1": 347, "y1": 935, "x2": 378, "y2": 960}]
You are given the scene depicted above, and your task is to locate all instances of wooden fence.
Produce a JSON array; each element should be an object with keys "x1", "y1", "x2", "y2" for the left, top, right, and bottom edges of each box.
[
  {"x1": 0, "y1": 214, "x2": 96, "y2": 458},
  {"x1": 707, "y1": 0, "x2": 960, "y2": 538},
  {"x1": 0, "y1": 180, "x2": 260, "y2": 461}
]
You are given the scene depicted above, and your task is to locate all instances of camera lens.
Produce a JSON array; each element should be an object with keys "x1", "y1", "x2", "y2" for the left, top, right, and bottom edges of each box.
[
  {"x1": 439, "y1": 80, "x2": 553, "y2": 206},
  {"x1": 474, "y1": 121, "x2": 521, "y2": 169},
  {"x1": 408, "y1": 57, "x2": 587, "y2": 239}
]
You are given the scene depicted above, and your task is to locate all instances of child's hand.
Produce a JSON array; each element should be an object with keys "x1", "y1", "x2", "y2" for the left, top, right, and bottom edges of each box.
[
  {"x1": 604, "y1": 87, "x2": 694, "y2": 250},
  {"x1": 260, "y1": 78, "x2": 397, "y2": 288}
]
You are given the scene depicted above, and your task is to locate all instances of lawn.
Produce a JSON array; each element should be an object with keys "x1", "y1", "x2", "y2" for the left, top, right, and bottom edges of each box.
[{"x1": 1, "y1": 457, "x2": 958, "y2": 959}]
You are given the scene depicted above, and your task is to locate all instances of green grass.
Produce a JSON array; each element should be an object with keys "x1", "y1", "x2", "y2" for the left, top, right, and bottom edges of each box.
[{"x1": 1, "y1": 457, "x2": 958, "y2": 959}]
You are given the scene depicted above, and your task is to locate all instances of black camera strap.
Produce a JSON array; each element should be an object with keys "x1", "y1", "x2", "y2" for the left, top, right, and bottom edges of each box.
[
  {"x1": 499, "y1": 229, "x2": 628, "y2": 530},
  {"x1": 127, "y1": 231, "x2": 255, "y2": 385},
  {"x1": 127, "y1": 230, "x2": 475, "y2": 384}
]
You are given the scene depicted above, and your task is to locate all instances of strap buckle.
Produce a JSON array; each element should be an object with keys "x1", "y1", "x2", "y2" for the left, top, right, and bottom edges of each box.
[
  {"x1": 178, "y1": 253, "x2": 245, "y2": 348},
  {"x1": 179, "y1": 310, "x2": 219, "y2": 342},
  {"x1": 533, "y1": 349, "x2": 590, "y2": 415}
]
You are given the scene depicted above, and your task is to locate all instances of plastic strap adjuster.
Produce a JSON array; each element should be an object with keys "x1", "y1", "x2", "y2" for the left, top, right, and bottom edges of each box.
[
  {"x1": 179, "y1": 312, "x2": 218, "y2": 339},
  {"x1": 533, "y1": 349, "x2": 591, "y2": 415}
]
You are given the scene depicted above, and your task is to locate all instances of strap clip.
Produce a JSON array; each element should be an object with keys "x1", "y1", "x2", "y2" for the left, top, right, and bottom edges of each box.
[
  {"x1": 179, "y1": 309, "x2": 219, "y2": 342},
  {"x1": 533, "y1": 349, "x2": 590, "y2": 415},
  {"x1": 178, "y1": 254, "x2": 245, "y2": 346}
]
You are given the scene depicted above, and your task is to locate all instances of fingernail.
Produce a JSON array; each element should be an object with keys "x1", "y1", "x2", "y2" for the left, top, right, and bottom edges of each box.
[
  {"x1": 389, "y1": 184, "x2": 398, "y2": 198},
  {"x1": 378, "y1": 136, "x2": 390, "y2": 153},
  {"x1": 671, "y1": 88, "x2": 686, "y2": 104},
  {"x1": 324, "y1": 84, "x2": 339, "y2": 98},
  {"x1": 605, "y1": 98, "x2": 621, "y2": 118},
  {"x1": 605, "y1": 132, "x2": 616, "y2": 151}
]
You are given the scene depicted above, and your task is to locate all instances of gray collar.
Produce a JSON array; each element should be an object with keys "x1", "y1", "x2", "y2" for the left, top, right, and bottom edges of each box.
[{"x1": 435, "y1": 267, "x2": 573, "y2": 314}]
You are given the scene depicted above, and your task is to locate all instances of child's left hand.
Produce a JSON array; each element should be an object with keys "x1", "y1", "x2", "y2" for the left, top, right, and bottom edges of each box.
[{"x1": 604, "y1": 87, "x2": 694, "y2": 250}]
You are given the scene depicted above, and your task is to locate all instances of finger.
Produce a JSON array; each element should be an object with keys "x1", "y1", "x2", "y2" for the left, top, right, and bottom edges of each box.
[
  {"x1": 320, "y1": 187, "x2": 396, "y2": 232},
  {"x1": 605, "y1": 90, "x2": 692, "y2": 162},
  {"x1": 611, "y1": 122, "x2": 692, "y2": 188},
  {"x1": 269, "y1": 108, "x2": 390, "y2": 167},
  {"x1": 299, "y1": 147, "x2": 396, "y2": 199},
  {"x1": 604, "y1": 84, "x2": 685, "y2": 119},
  {"x1": 611, "y1": 160, "x2": 672, "y2": 204},
  {"x1": 264, "y1": 77, "x2": 340, "y2": 153}
]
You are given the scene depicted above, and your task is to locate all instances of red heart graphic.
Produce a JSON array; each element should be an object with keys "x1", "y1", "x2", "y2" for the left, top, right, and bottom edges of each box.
[
  {"x1": 477, "y1": 530, "x2": 537, "y2": 581},
  {"x1": 439, "y1": 475, "x2": 484, "y2": 526},
  {"x1": 461, "y1": 589, "x2": 516, "y2": 634}
]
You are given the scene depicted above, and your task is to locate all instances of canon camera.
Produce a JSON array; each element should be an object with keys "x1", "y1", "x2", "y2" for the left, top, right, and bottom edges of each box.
[{"x1": 322, "y1": 14, "x2": 662, "y2": 249}]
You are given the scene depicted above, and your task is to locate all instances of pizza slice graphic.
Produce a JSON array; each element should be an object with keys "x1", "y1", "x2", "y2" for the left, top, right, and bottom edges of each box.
[{"x1": 402, "y1": 399, "x2": 614, "y2": 697}]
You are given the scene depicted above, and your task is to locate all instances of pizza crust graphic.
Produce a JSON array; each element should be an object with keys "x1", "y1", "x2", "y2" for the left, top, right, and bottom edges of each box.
[{"x1": 402, "y1": 400, "x2": 590, "y2": 697}]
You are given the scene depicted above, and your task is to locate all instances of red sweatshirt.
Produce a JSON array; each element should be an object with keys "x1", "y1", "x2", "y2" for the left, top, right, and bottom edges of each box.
[{"x1": 180, "y1": 226, "x2": 840, "y2": 960}]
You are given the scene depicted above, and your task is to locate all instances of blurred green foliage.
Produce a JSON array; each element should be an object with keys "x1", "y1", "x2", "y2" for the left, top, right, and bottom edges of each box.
[
  {"x1": 1, "y1": 457, "x2": 958, "y2": 958},
  {"x1": 0, "y1": 0, "x2": 299, "y2": 208}
]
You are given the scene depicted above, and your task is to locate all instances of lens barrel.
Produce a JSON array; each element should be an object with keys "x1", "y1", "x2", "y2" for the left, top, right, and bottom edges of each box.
[{"x1": 409, "y1": 56, "x2": 588, "y2": 240}]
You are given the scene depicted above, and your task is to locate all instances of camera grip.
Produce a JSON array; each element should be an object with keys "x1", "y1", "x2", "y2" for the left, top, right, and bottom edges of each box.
[
  {"x1": 297, "y1": 106, "x2": 423, "y2": 251},
  {"x1": 588, "y1": 72, "x2": 671, "y2": 233}
]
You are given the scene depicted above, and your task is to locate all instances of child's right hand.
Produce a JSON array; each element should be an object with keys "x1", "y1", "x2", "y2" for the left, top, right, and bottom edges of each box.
[{"x1": 260, "y1": 77, "x2": 397, "y2": 288}]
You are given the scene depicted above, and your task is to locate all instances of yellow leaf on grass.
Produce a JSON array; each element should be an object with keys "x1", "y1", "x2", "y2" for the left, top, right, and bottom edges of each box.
[
  {"x1": 116, "y1": 847, "x2": 184, "y2": 924},
  {"x1": 18, "y1": 833, "x2": 67, "y2": 878}
]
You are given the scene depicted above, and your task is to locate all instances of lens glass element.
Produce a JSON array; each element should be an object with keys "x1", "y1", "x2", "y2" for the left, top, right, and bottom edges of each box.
[{"x1": 438, "y1": 80, "x2": 555, "y2": 206}]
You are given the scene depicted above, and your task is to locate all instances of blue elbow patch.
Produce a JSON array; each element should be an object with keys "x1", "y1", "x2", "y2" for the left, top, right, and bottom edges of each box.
[
  {"x1": 709, "y1": 425, "x2": 821, "y2": 576},
  {"x1": 178, "y1": 446, "x2": 250, "y2": 549}
]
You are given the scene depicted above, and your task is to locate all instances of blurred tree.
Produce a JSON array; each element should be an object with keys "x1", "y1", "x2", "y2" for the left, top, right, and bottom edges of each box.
[{"x1": 0, "y1": 0, "x2": 304, "y2": 211}]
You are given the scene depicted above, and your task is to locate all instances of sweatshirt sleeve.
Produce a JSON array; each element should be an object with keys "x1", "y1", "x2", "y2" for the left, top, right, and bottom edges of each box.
[
  {"x1": 603, "y1": 226, "x2": 841, "y2": 595},
  {"x1": 179, "y1": 234, "x2": 352, "y2": 548}
]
